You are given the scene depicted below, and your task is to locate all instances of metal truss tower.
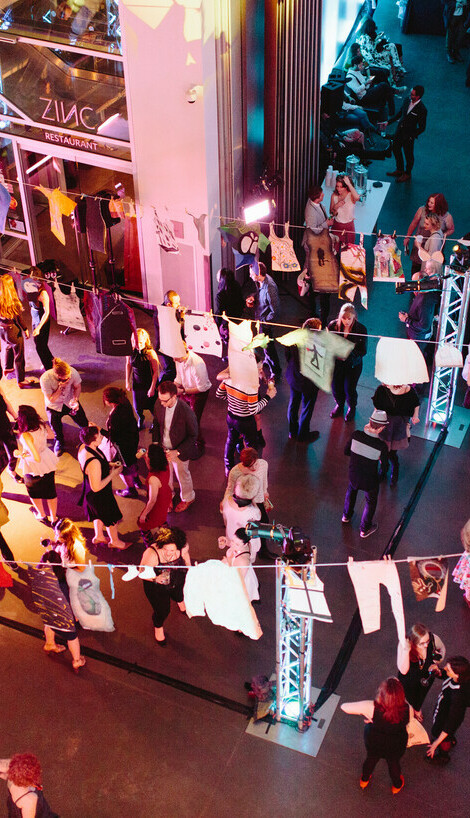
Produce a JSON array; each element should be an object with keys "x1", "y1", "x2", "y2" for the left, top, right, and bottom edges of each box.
[
  {"x1": 425, "y1": 264, "x2": 470, "y2": 427},
  {"x1": 275, "y1": 560, "x2": 315, "y2": 732}
]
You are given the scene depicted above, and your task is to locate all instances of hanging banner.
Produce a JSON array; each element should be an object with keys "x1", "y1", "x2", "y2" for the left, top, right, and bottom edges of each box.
[
  {"x1": 227, "y1": 318, "x2": 259, "y2": 393},
  {"x1": 53, "y1": 283, "x2": 86, "y2": 331},
  {"x1": 185, "y1": 312, "x2": 223, "y2": 357},
  {"x1": 156, "y1": 305, "x2": 186, "y2": 358}
]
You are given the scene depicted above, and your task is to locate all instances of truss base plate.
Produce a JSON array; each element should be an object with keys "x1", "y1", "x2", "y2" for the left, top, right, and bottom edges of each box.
[
  {"x1": 416, "y1": 403, "x2": 470, "y2": 448},
  {"x1": 245, "y1": 687, "x2": 339, "y2": 757}
]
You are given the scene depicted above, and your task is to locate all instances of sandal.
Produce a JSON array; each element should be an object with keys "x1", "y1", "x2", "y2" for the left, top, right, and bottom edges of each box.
[
  {"x1": 72, "y1": 656, "x2": 86, "y2": 672},
  {"x1": 44, "y1": 644, "x2": 66, "y2": 654}
]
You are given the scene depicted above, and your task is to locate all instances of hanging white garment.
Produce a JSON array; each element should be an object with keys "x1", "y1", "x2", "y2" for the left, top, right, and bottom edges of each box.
[
  {"x1": 184, "y1": 560, "x2": 262, "y2": 639},
  {"x1": 53, "y1": 282, "x2": 86, "y2": 331},
  {"x1": 66, "y1": 564, "x2": 115, "y2": 632},
  {"x1": 347, "y1": 558, "x2": 406, "y2": 643}
]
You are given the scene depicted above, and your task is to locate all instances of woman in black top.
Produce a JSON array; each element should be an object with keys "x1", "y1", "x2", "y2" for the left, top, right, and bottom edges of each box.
[
  {"x1": 372, "y1": 383, "x2": 420, "y2": 484},
  {"x1": 0, "y1": 385, "x2": 20, "y2": 481},
  {"x1": 215, "y1": 268, "x2": 244, "y2": 352},
  {"x1": 125, "y1": 328, "x2": 160, "y2": 429},
  {"x1": 1, "y1": 752, "x2": 59, "y2": 817},
  {"x1": 342, "y1": 677, "x2": 410, "y2": 793},
  {"x1": 427, "y1": 656, "x2": 470, "y2": 764},
  {"x1": 139, "y1": 526, "x2": 191, "y2": 645},
  {"x1": 0, "y1": 274, "x2": 32, "y2": 388},
  {"x1": 77, "y1": 425, "x2": 125, "y2": 549},
  {"x1": 397, "y1": 623, "x2": 446, "y2": 718},
  {"x1": 328, "y1": 304, "x2": 367, "y2": 421},
  {"x1": 102, "y1": 386, "x2": 141, "y2": 498},
  {"x1": 25, "y1": 267, "x2": 54, "y2": 372}
]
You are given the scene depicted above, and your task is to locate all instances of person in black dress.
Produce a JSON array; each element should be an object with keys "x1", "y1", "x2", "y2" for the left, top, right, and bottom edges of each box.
[
  {"x1": 125, "y1": 328, "x2": 160, "y2": 429},
  {"x1": 215, "y1": 268, "x2": 244, "y2": 355},
  {"x1": 139, "y1": 526, "x2": 191, "y2": 645},
  {"x1": 1, "y1": 752, "x2": 59, "y2": 818},
  {"x1": 77, "y1": 425, "x2": 126, "y2": 549},
  {"x1": 0, "y1": 385, "x2": 21, "y2": 482},
  {"x1": 102, "y1": 386, "x2": 141, "y2": 499},
  {"x1": 342, "y1": 677, "x2": 410, "y2": 794},
  {"x1": 372, "y1": 383, "x2": 420, "y2": 484},
  {"x1": 328, "y1": 304, "x2": 367, "y2": 422},
  {"x1": 426, "y1": 656, "x2": 470, "y2": 765},
  {"x1": 397, "y1": 623, "x2": 446, "y2": 719},
  {"x1": 25, "y1": 267, "x2": 54, "y2": 372}
]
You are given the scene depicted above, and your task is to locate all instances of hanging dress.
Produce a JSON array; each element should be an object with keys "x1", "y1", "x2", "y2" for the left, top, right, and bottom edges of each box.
[{"x1": 269, "y1": 222, "x2": 301, "y2": 272}]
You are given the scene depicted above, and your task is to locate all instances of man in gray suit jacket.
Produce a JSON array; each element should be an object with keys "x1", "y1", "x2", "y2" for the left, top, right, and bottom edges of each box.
[{"x1": 152, "y1": 380, "x2": 198, "y2": 512}]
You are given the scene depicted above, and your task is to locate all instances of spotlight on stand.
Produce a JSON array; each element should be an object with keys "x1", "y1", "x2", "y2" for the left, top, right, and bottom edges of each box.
[
  {"x1": 244, "y1": 167, "x2": 281, "y2": 224},
  {"x1": 450, "y1": 240, "x2": 470, "y2": 272},
  {"x1": 245, "y1": 522, "x2": 313, "y2": 564}
]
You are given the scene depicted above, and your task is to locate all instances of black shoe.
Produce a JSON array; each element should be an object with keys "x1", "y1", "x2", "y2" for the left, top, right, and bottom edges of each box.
[
  {"x1": 288, "y1": 431, "x2": 298, "y2": 440},
  {"x1": 386, "y1": 169, "x2": 402, "y2": 177},
  {"x1": 298, "y1": 431, "x2": 320, "y2": 443},
  {"x1": 345, "y1": 407, "x2": 356, "y2": 422},
  {"x1": 53, "y1": 440, "x2": 64, "y2": 457},
  {"x1": 138, "y1": 417, "x2": 145, "y2": 430},
  {"x1": 115, "y1": 488, "x2": 139, "y2": 499},
  {"x1": 447, "y1": 53, "x2": 456, "y2": 63},
  {"x1": 330, "y1": 404, "x2": 344, "y2": 419}
]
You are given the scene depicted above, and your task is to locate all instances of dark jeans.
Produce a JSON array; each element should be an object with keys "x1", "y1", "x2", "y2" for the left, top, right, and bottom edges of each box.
[
  {"x1": 332, "y1": 361, "x2": 362, "y2": 410},
  {"x1": 33, "y1": 320, "x2": 53, "y2": 371},
  {"x1": 47, "y1": 403, "x2": 88, "y2": 445},
  {"x1": 392, "y1": 133, "x2": 416, "y2": 174},
  {"x1": 224, "y1": 413, "x2": 258, "y2": 473},
  {"x1": 0, "y1": 427, "x2": 18, "y2": 473},
  {"x1": 0, "y1": 322, "x2": 25, "y2": 382},
  {"x1": 287, "y1": 386, "x2": 318, "y2": 438},
  {"x1": 308, "y1": 291, "x2": 331, "y2": 327},
  {"x1": 361, "y1": 81, "x2": 395, "y2": 120},
  {"x1": 182, "y1": 390, "x2": 209, "y2": 443},
  {"x1": 344, "y1": 483, "x2": 379, "y2": 531},
  {"x1": 362, "y1": 752, "x2": 403, "y2": 788}
]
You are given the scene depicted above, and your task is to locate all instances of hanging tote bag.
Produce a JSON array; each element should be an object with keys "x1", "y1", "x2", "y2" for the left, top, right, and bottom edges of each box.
[{"x1": 53, "y1": 282, "x2": 86, "y2": 331}]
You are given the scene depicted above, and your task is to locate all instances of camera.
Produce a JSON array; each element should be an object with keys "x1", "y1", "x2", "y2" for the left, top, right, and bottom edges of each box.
[{"x1": 420, "y1": 647, "x2": 443, "y2": 687}]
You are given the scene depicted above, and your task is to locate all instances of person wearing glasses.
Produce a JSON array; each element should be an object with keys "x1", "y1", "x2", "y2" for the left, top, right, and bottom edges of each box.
[
  {"x1": 40, "y1": 357, "x2": 88, "y2": 456},
  {"x1": 397, "y1": 623, "x2": 446, "y2": 720}
]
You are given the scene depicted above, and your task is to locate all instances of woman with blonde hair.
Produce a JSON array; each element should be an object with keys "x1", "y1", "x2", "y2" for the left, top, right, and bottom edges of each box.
[
  {"x1": 328, "y1": 304, "x2": 368, "y2": 421},
  {"x1": 126, "y1": 328, "x2": 160, "y2": 429},
  {"x1": 0, "y1": 274, "x2": 32, "y2": 388},
  {"x1": 341, "y1": 677, "x2": 410, "y2": 793}
]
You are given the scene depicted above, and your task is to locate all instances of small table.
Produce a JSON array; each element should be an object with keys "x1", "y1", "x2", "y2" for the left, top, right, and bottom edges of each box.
[{"x1": 322, "y1": 179, "x2": 390, "y2": 236}]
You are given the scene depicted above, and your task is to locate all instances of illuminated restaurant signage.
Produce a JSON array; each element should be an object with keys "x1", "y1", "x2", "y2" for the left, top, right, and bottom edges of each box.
[{"x1": 40, "y1": 97, "x2": 97, "y2": 131}]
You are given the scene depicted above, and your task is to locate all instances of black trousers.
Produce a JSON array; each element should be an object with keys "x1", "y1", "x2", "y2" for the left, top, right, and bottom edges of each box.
[
  {"x1": 392, "y1": 132, "x2": 416, "y2": 175},
  {"x1": 0, "y1": 322, "x2": 25, "y2": 382},
  {"x1": 143, "y1": 580, "x2": 184, "y2": 627},
  {"x1": 33, "y1": 320, "x2": 53, "y2": 371},
  {"x1": 332, "y1": 361, "x2": 362, "y2": 410},
  {"x1": 344, "y1": 483, "x2": 379, "y2": 532},
  {"x1": 0, "y1": 427, "x2": 18, "y2": 473},
  {"x1": 224, "y1": 413, "x2": 258, "y2": 474},
  {"x1": 47, "y1": 403, "x2": 88, "y2": 445},
  {"x1": 362, "y1": 752, "x2": 403, "y2": 787}
]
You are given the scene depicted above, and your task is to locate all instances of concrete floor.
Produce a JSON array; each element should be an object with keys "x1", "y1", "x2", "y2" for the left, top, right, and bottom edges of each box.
[{"x1": 1, "y1": 3, "x2": 470, "y2": 816}]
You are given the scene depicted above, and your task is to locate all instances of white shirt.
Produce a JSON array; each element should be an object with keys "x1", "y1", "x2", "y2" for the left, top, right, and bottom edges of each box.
[
  {"x1": 332, "y1": 193, "x2": 355, "y2": 224},
  {"x1": 40, "y1": 367, "x2": 81, "y2": 411},
  {"x1": 175, "y1": 351, "x2": 211, "y2": 393},
  {"x1": 407, "y1": 98, "x2": 420, "y2": 114},
  {"x1": 162, "y1": 402, "x2": 177, "y2": 449}
]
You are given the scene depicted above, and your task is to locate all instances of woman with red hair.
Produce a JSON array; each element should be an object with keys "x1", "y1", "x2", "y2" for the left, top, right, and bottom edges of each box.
[
  {"x1": 0, "y1": 752, "x2": 58, "y2": 816},
  {"x1": 341, "y1": 677, "x2": 410, "y2": 794}
]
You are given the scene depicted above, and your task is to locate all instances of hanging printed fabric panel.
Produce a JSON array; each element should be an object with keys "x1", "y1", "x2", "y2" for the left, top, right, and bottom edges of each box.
[
  {"x1": 339, "y1": 235, "x2": 368, "y2": 309},
  {"x1": 269, "y1": 222, "x2": 301, "y2": 272},
  {"x1": 53, "y1": 282, "x2": 86, "y2": 331},
  {"x1": 153, "y1": 207, "x2": 180, "y2": 252},
  {"x1": 373, "y1": 234, "x2": 405, "y2": 282},
  {"x1": 185, "y1": 312, "x2": 223, "y2": 357}
]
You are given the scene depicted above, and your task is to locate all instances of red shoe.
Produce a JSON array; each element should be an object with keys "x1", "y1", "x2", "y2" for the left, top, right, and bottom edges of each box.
[
  {"x1": 174, "y1": 498, "x2": 195, "y2": 513},
  {"x1": 359, "y1": 777, "x2": 371, "y2": 789},
  {"x1": 392, "y1": 776, "x2": 404, "y2": 794}
]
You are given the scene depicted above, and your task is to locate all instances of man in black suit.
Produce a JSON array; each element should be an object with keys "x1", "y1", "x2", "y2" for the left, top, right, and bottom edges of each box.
[
  {"x1": 387, "y1": 86, "x2": 427, "y2": 183},
  {"x1": 152, "y1": 380, "x2": 198, "y2": 512}
]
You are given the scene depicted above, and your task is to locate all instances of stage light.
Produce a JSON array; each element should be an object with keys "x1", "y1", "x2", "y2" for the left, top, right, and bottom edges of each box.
[{"x1": 244, "y1": 199, "x2": 271, "y2": 224}]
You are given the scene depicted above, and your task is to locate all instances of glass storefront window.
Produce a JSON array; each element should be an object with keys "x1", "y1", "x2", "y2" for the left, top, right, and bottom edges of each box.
[
  {"x1": 0, "y1": 42, "x2": 128, "y2": 142},
  {"x1": 0, "y1": 0, "x2": 121, "y2": 56},
  {"x1": 0, "y1": 137, "x2": 27, "y2": 233},
  {"x1": 0, "y1": 233, "x2": 31, "y2": 267}
]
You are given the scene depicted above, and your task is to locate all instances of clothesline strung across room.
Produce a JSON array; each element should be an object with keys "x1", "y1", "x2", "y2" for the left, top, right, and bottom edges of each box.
[
  {"x1": 1, "y1": 551, "x2": 462, "y2": 571},
  {"x1": 0, "y1": 175, "x2": 466, "y2": 248},
  {"x1": 6, "y1": 266, "x2": 465, "y2": 350}
]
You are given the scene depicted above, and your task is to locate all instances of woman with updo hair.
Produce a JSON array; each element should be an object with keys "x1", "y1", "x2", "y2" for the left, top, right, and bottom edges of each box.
[
  {"x1": 0, "y1": 752, "x2": 58, "y2": 817},
  {"x1": 397, "y1": 623, "x2": 445, "y2": 718},
  {"x1": 77, "y1": 425, "x2": 125, "y2": 548},
  {"x1": 404, "y1": 193, "x2": 454, "y2": 275}
]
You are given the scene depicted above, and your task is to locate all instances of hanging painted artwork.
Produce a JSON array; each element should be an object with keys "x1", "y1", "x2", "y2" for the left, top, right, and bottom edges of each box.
[
  {"x1": 299, "y1": 329, "x2": 353, "y2": 393},
  {"x1": 53, "y1": 283, "x2": 86, "y2": 331},
  {"x1": 339, "y1": 234, "x2": 368, "y2": 308},
  {"x1": 227, "y1": 318, "x2": 259, "y2": 393},
  {"x1": 269, "y1": 222, "x2": 301, "y2": 272},
  {"x1": 156, "y1": 305, "x2": 186, "y2": 358},
  {"x1": 373, "y1": 234, "x2": 405, "y2": 282},
  {"x1": 185, "y1": 312, "x2": 223, "y2": 357}
]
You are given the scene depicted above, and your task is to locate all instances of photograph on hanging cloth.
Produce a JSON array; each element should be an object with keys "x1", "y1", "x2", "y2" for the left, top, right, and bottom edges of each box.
[
  {"x1": 227, "y1": 318, "x2": 259, "y2": 393},
  {"x1": 409, "y1": 558, "x2": 449, "y2": 612},
  {"x1": 299, "y1": 328, "x2": 353, "y2": 393},
  {"x1": 53, "y1": 282, "x2": 86, "y2": 331},
  {"x1": 339, "y1": 237, "x2": 368, "y2": 308},
  {"x1": 303, "y1": 227, "x2": 339, "y2": 292},
  {"x1": 184, "y1": 312, "x2": 223, "y2": 357},
  {"x1": 373, "y1": 234, "x2": 405, "y2": 282}
]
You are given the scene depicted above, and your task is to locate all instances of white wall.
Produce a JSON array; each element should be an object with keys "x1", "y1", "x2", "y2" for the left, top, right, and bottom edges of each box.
[{"x1": 119, "y1": 0, "x2": 221, "y2": 309}]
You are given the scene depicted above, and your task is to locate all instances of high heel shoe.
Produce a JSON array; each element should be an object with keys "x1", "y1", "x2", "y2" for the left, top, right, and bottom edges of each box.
[{"x1": 72, "y1": 656, "x2": 86, "y2": 672}]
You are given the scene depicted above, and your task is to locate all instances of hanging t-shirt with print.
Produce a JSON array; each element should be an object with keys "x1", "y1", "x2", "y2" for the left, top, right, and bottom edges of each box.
[
  {"x1": 37, "y1": 186, "x2": 77, "y2": 245},
  {"x1": 299, "y1": 329, "x2": 353, "y2": 393}
]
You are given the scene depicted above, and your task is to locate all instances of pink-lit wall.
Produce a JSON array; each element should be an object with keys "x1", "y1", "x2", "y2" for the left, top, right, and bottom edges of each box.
[{"x1": 120, "y1": 0, "x2": 219, "y2": 309}]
